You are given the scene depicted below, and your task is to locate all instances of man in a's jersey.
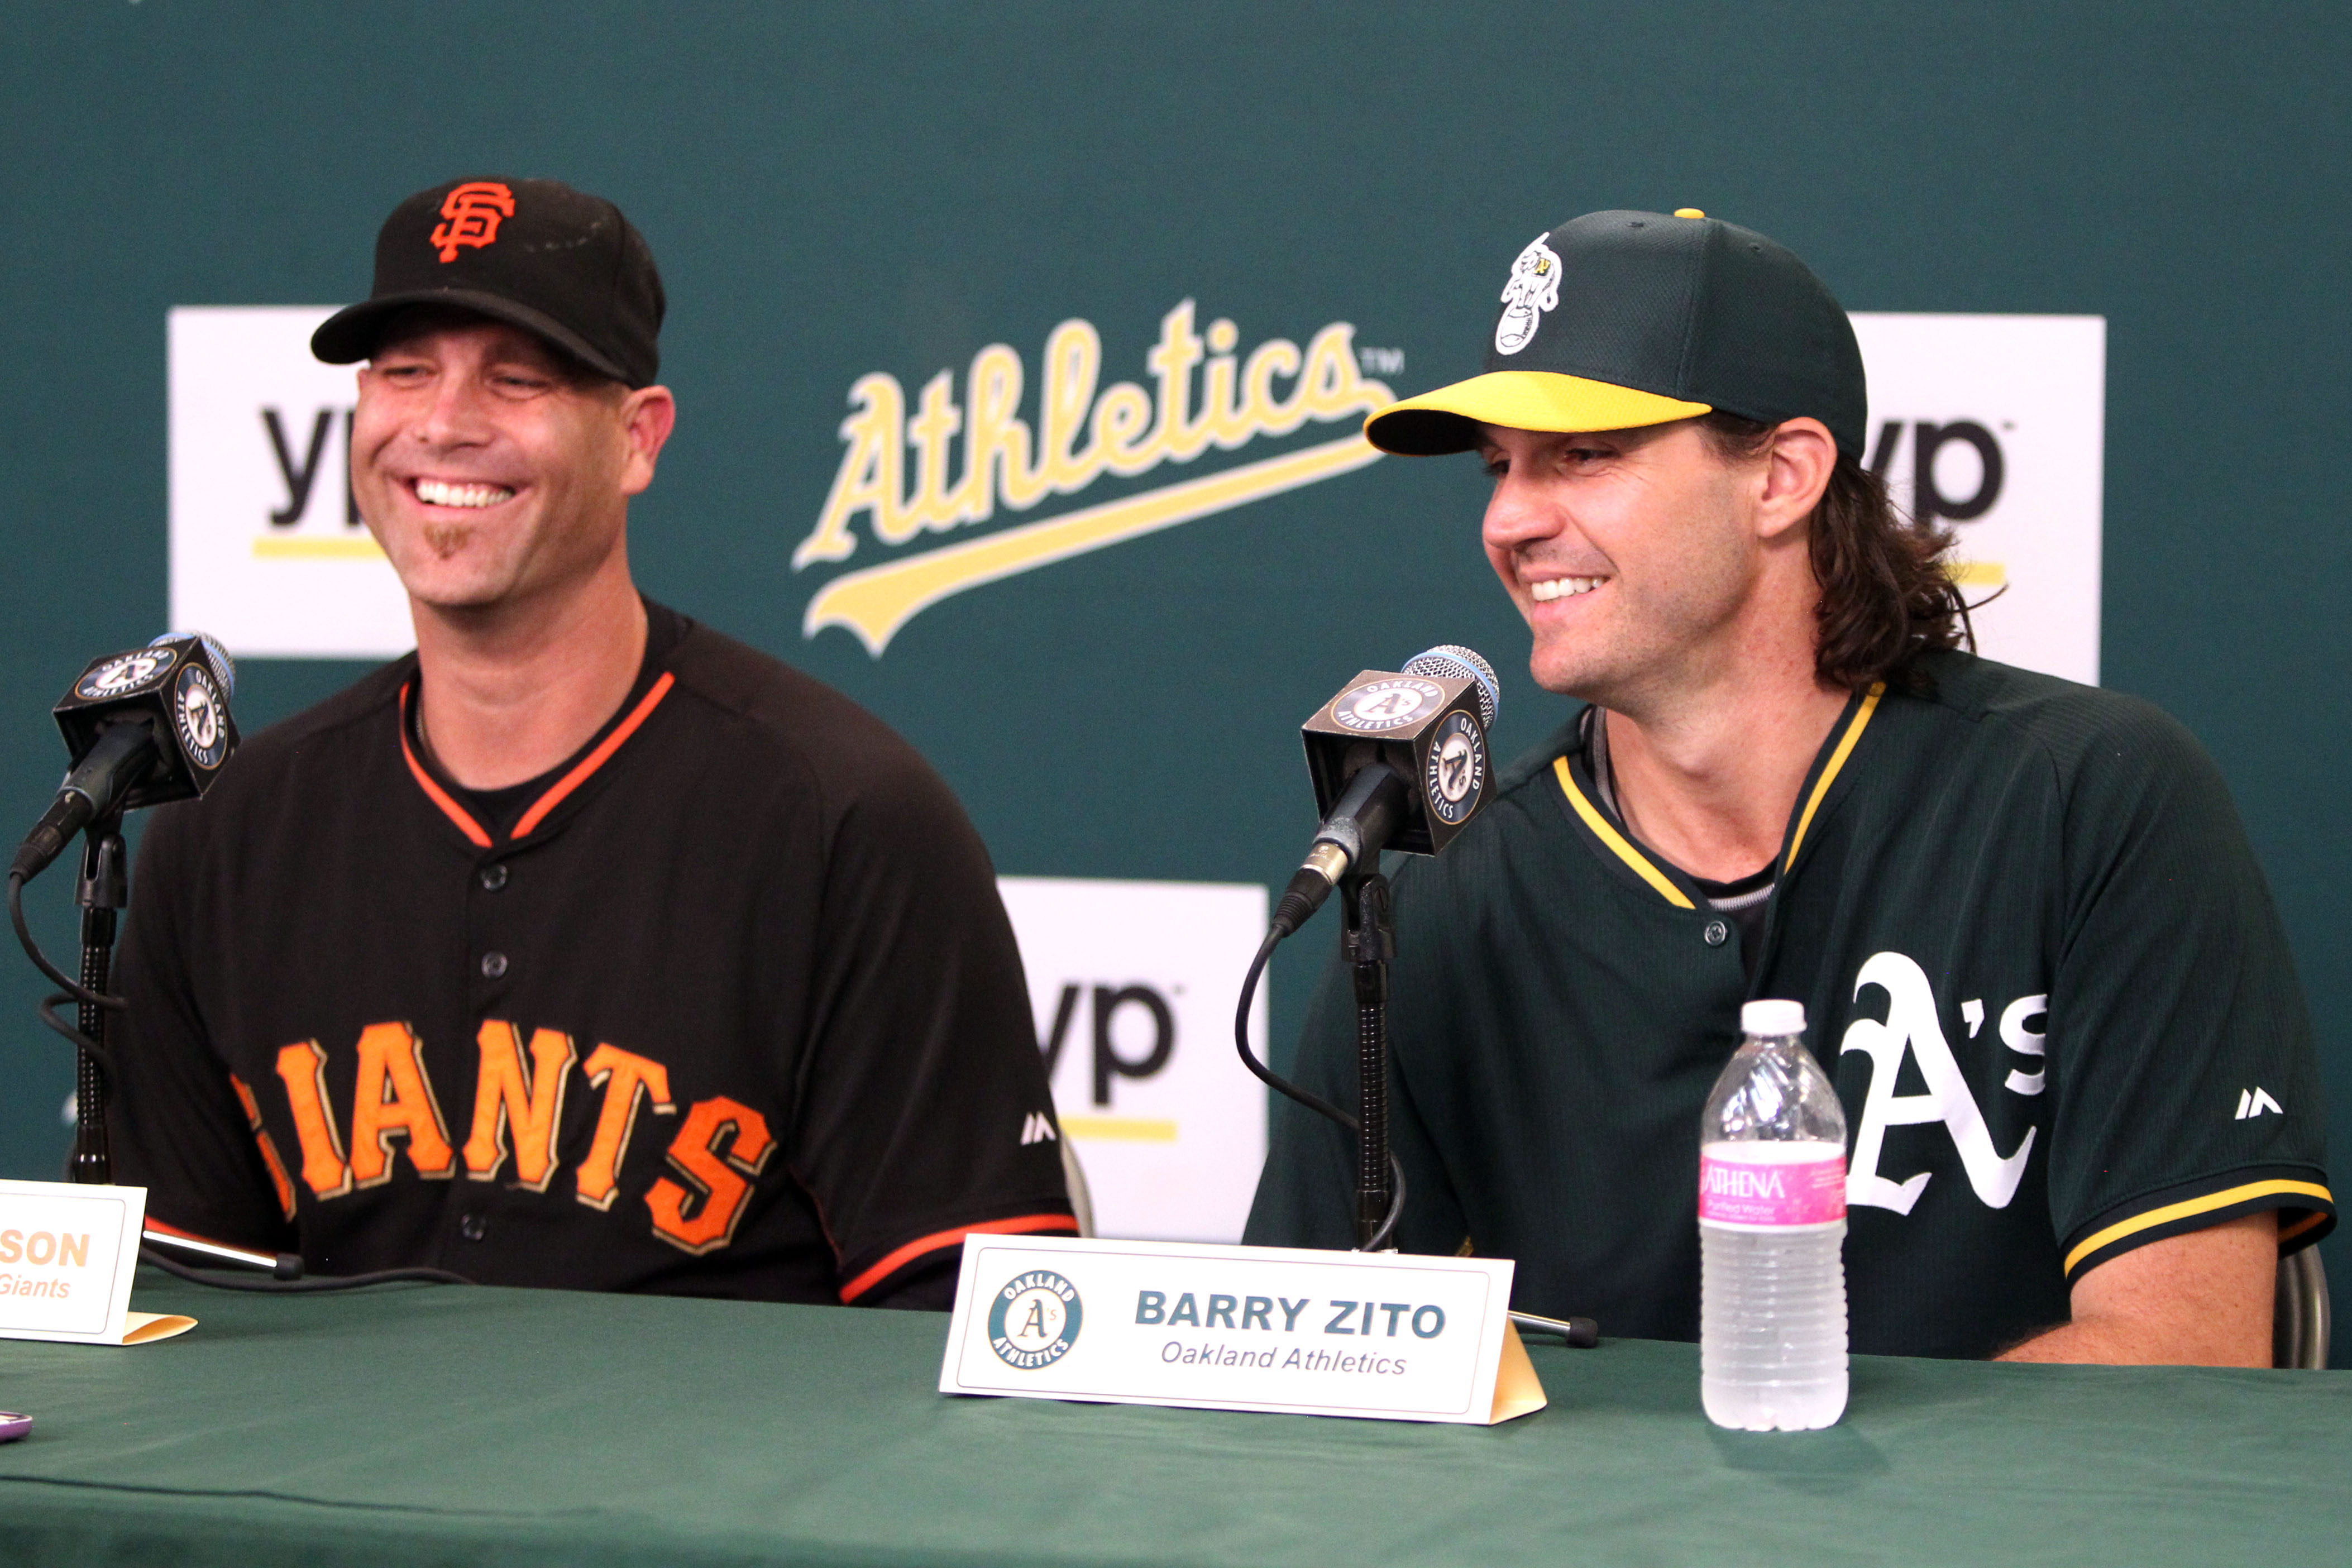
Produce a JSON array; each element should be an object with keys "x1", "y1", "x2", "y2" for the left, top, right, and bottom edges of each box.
[
  {"x1": 108, "y1": 177, "x2": 1076, "y2": 1304},
  {"x1": 1245, "y1": 208, "x2": 2330, "y2": 1363}
]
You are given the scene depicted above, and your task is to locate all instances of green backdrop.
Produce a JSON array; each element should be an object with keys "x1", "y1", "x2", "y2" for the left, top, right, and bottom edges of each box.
[{"x1": 3, "y1": 2, "x2": 2346, "y2": 1355}]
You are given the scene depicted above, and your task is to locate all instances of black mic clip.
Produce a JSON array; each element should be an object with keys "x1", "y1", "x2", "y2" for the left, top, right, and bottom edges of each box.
[
  {"x1": 14, "y1": 635, "x2": 239, "y2": 885},
  {"x1": 1270, "y1": 653, "x2": 1497, "y2": 938}
]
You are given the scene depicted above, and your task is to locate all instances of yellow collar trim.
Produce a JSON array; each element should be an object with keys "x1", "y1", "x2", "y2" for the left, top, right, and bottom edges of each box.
[
  {"x1": 1551, "y1": 756, "x2": 1695, "y2": 910},
  {"x1": 2063, "y1": 1179, "x2": 2332, "y2": 1277},
  {"x1": 1783, "y1": 682, "x2": 1885, "y2": 874}
]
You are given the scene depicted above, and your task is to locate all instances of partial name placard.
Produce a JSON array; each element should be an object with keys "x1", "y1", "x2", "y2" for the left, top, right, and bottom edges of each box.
[
  {"x1": 941, "y1": 1235, "x2": 1543, "y2": 1425},
  {"x1": 0, "y1": 1181, "x2": 193, "y2": 1346}
]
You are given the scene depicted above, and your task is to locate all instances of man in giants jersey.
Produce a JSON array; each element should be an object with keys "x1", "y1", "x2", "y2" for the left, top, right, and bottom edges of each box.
[
  {"x1": 109, "y1": 177, "x2": 1075, "y2": 1304},
  {"x1": 1244, "y1": 208, "x2": 2331, "y2": 1363}
]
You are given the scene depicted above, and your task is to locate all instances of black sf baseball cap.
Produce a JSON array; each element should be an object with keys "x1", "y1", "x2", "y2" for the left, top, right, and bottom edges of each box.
[
  {"x1": 312, "y1": 176, "x2": 665, "y2": 388},
  {"x1": 1365, "y1": 208, "x2": 1866, "y2": 461}
]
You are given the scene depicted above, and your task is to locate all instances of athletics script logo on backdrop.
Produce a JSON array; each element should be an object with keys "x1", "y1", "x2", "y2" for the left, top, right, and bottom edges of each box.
[{"x1": 790, "y1": 303, "x2": 1394, "y2": 656}]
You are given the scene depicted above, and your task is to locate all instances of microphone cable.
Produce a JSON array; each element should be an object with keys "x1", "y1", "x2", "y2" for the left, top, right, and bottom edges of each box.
[
  {"x1": 138, "y1": 1244, "x2": 472, "y2": 1294},
  {"x1": 8, "y1": 868, "x2": 118, "y2": 1068},
  {"x1": 1234, "y1": 926, "x2": 1407, "y2": 1251}
]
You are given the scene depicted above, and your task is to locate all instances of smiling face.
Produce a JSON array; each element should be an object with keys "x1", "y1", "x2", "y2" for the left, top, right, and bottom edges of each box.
[
  {"x1": 1478, "y1": 419, "x2": 1779, "y2": 711},
  {"x1": 350, "y1": 311, "x2": 672, "y2": 616}
]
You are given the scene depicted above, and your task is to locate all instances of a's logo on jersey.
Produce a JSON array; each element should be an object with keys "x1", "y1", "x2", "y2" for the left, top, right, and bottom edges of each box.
[
  {"x1": 1330, "y1": 678, "x2": 1442, "y2": 734},
  {"x1": 1494, "y1": 235, "x2": 1562, "y2": 356},
  {"x1": 77, "y1": 648, "x2": 176, "y2": 700},
  {"x1": 1423, "y1": 711, "x2": 1486, "y2": 826},
  {"x1": 988, "y1": 1269, "x2": 1083, "y2": 1368},
  {"x1": 431, "y1": 181, "x2": 516, "y2": 263},
  {"x1": 173, "y1": 665, "x2": 228, "y2": 771},
  {"x1": 2236, "y1": 1087, "x2": 2284, "y2": 1120},
  {"x1": 1840, "y1": 953, "x2": 2040, "y2": 1215}
]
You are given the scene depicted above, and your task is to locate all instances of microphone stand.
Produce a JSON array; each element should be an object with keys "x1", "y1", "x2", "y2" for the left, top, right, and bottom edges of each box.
[
  {"x1": 69, "y1": 812, "x2": 126, "y2": 1184},
  {"x1": 1340, "y1": 867, "x2": 1395, "y2": 1249}
]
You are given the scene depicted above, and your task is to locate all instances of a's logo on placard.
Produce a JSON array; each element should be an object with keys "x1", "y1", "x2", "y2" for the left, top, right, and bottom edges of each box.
[
  {"x1": 431, "y1": 181, "x2": 516, "y2": 262},
  {"x1": 1331, "y1": 678, "x2": 1442, "y2": 733},
  {"x1": 988, "y1": 1269, "x2": 1084, "y2": 1369},
  {"x1": 1424, "y1": 711, "x2": 1486, "y2": 825},
  {"x1": 77, "y1": 649, "x2": 175, "y2": 701},
  {"x1": 1495, "y1": 235, "x2": 1562, "y2": 356}
]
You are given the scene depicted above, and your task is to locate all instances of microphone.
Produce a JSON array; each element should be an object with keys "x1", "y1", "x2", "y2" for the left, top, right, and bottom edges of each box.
[
  {"x1": 12, "y1": 634, "x2": 240, "y2": 882},
  {"x1": 1269, "y1": 646, "x2": 1500, "y2": 937}
]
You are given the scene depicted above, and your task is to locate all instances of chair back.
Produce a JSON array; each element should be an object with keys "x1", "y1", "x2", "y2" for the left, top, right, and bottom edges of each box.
[{"x1": 2274, "y1": 1246, "x2": 2330, "y2": 1369}]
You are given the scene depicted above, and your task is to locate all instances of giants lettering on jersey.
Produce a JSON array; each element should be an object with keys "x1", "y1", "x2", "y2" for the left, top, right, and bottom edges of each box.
[
  {"x1": 266, "y1": 1020, "x2": 775, "y2": 1254},
  {"x1": 1839, "y1": 951, "x2": 2047, "y2": 1215}
]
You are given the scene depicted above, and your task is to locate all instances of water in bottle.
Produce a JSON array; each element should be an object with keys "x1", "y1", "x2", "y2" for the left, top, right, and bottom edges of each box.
[{"x1": 1698, "y1": 998, "x2": 1848, "y2": 1431}]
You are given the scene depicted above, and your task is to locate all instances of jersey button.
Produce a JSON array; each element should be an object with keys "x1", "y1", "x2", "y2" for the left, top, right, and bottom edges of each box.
[
  {"x1": 460, "y1": 1213, "x2": 487, "y2": 1242},
  {"x1": 479, "y1": 864, "x2": 509, "y2": 892},
  {"x1": 1701, "y1": 918, "x2": 1730, "y2": 947},
  {"x1": 480, "y1": 951, "x2": 509, "y2": 979}
]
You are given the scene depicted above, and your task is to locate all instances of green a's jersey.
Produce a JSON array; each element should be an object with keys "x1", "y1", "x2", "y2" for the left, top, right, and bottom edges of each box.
[{"x1": 1245, "y1": 651, "x2": 2332, "y2": 1359}]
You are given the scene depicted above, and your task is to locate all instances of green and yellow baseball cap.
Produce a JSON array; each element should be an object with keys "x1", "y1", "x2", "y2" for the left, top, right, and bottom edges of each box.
[{"x1": 1365, "y1": 208, "x2": 1867, "y2": 460}]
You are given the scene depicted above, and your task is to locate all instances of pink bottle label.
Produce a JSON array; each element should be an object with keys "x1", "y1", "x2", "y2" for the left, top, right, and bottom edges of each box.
[{"x1": 1699, "y1": 1150, "x2": 1847, "y2": 1226}]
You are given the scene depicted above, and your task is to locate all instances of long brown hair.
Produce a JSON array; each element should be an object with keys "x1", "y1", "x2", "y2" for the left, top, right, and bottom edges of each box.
[{"x1": 1701, "y1": 411, "x2": 1973, "y2": 690}]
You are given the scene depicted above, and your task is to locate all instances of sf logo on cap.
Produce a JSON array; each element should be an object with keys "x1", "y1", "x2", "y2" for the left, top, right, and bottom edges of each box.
[
  {"x1": 1495, "y1": 235, "x2": 1562, "y2": 356},
  {"x1": 431, "y1": 181, "x2": 517, "y2": 263}
]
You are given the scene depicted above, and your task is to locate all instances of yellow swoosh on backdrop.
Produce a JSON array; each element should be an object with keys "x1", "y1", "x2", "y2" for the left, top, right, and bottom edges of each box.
[{"x1": 802, "y1": 432, "x2": 1384, "y2": 656}]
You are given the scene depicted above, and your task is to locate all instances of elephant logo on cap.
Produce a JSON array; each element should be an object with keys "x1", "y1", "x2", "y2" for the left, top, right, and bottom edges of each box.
[{"x1": 1494, "y1": 235, "x2": 1562, "y2": 356}]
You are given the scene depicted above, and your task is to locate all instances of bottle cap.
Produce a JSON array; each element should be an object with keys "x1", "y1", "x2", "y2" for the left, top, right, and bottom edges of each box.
[{"x1": 1741, "y1": 999, "x2": 1806, "y2": 1036}]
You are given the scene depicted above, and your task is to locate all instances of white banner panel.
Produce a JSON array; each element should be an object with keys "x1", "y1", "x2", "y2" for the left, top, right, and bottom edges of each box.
[
  {"x1": 168, "y1": 305, "x2": 414, "y2": 659},
  {"x1": 997, "y1": 877, "x2": 1269, "y2": 1244},
  {"x1": 1850, "y1": 313, "x2": 2106, "y2": 686}
]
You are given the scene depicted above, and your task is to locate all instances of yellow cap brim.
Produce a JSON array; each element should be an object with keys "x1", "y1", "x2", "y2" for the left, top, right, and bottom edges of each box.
[{"x1": 1363, "y1": 371, "x2": 1712, "y2": 456}]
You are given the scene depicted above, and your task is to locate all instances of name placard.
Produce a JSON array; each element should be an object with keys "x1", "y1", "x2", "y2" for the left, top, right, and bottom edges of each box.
[
  {"x1": 940, "y1": 1235, "x2": 1544, "y2": 1425},
  {"x1": 0, "y1": 1181, "x2": 193, "y2": 1346}
]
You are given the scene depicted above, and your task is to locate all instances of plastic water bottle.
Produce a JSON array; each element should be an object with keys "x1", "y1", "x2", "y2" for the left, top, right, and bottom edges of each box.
[{"x1": 1698, "y1": 998, "x2": 1848, "y2": 1431}]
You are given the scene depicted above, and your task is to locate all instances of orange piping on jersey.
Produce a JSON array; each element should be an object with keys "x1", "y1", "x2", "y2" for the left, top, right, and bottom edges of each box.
[
  {"x1": 2063, "y1": 1179, "x2": 2333, "y2": 1277},
  {"x1": 396, "y1": 683, "x2": 493, "y2": 848},
  {"x1": 1551, "y1": 757, "x2": 1694, "y2": 909},
  {"x1": 1783, "y1": 681, "x2": 1884, "y2": 874},
  {"x1": 2280, "y1": 1210, "x2": 2329, "y2": 1245},
  {"x1": 838, "y1": 1212, "x2": 1079, "y2": 1303},
  {"x1": 511, "y1": 672, "x2": 676, "y2": 839}
]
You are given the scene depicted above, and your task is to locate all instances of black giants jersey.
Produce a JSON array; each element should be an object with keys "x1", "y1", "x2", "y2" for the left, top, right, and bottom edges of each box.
[
  {"x1": 110, "y1": 603, "x2": 1075, "y2": 1302},
  {"x1": 1247, "y1": 652, "x2": 2332, "y2": 1359}
]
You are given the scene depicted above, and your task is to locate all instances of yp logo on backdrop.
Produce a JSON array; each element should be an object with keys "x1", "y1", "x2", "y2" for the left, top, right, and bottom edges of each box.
[
  {"x1": 996, "y1": 876, "x2": 1270, "y2": 1245},
  {"x1": 168, "y1": 306, "x2": 413, "y2": 659}
]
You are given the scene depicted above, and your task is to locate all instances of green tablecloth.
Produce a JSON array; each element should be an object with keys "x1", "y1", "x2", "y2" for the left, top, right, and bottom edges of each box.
[{"x1": 0, "y1": 1269, "x2": 2341, "y2": 1566}]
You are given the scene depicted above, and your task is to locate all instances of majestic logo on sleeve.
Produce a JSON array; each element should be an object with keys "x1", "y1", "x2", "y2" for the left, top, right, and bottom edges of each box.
[
  {"x1": 431, "y1": 182, "x2": 517, "y2": 262},
  {"x1": 988, "y1": 1269, "x2": 1083, "y2": 1368},
  {"x1": 1494, "y1": 236, "x2": 1562, "y2": 356},
  {"x1": 793, "y1": 302, "x2": 1393, "y2": 656},
  {"x1": 1840, "y1": 952, "x2": 2045, "y2": 1215}
]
